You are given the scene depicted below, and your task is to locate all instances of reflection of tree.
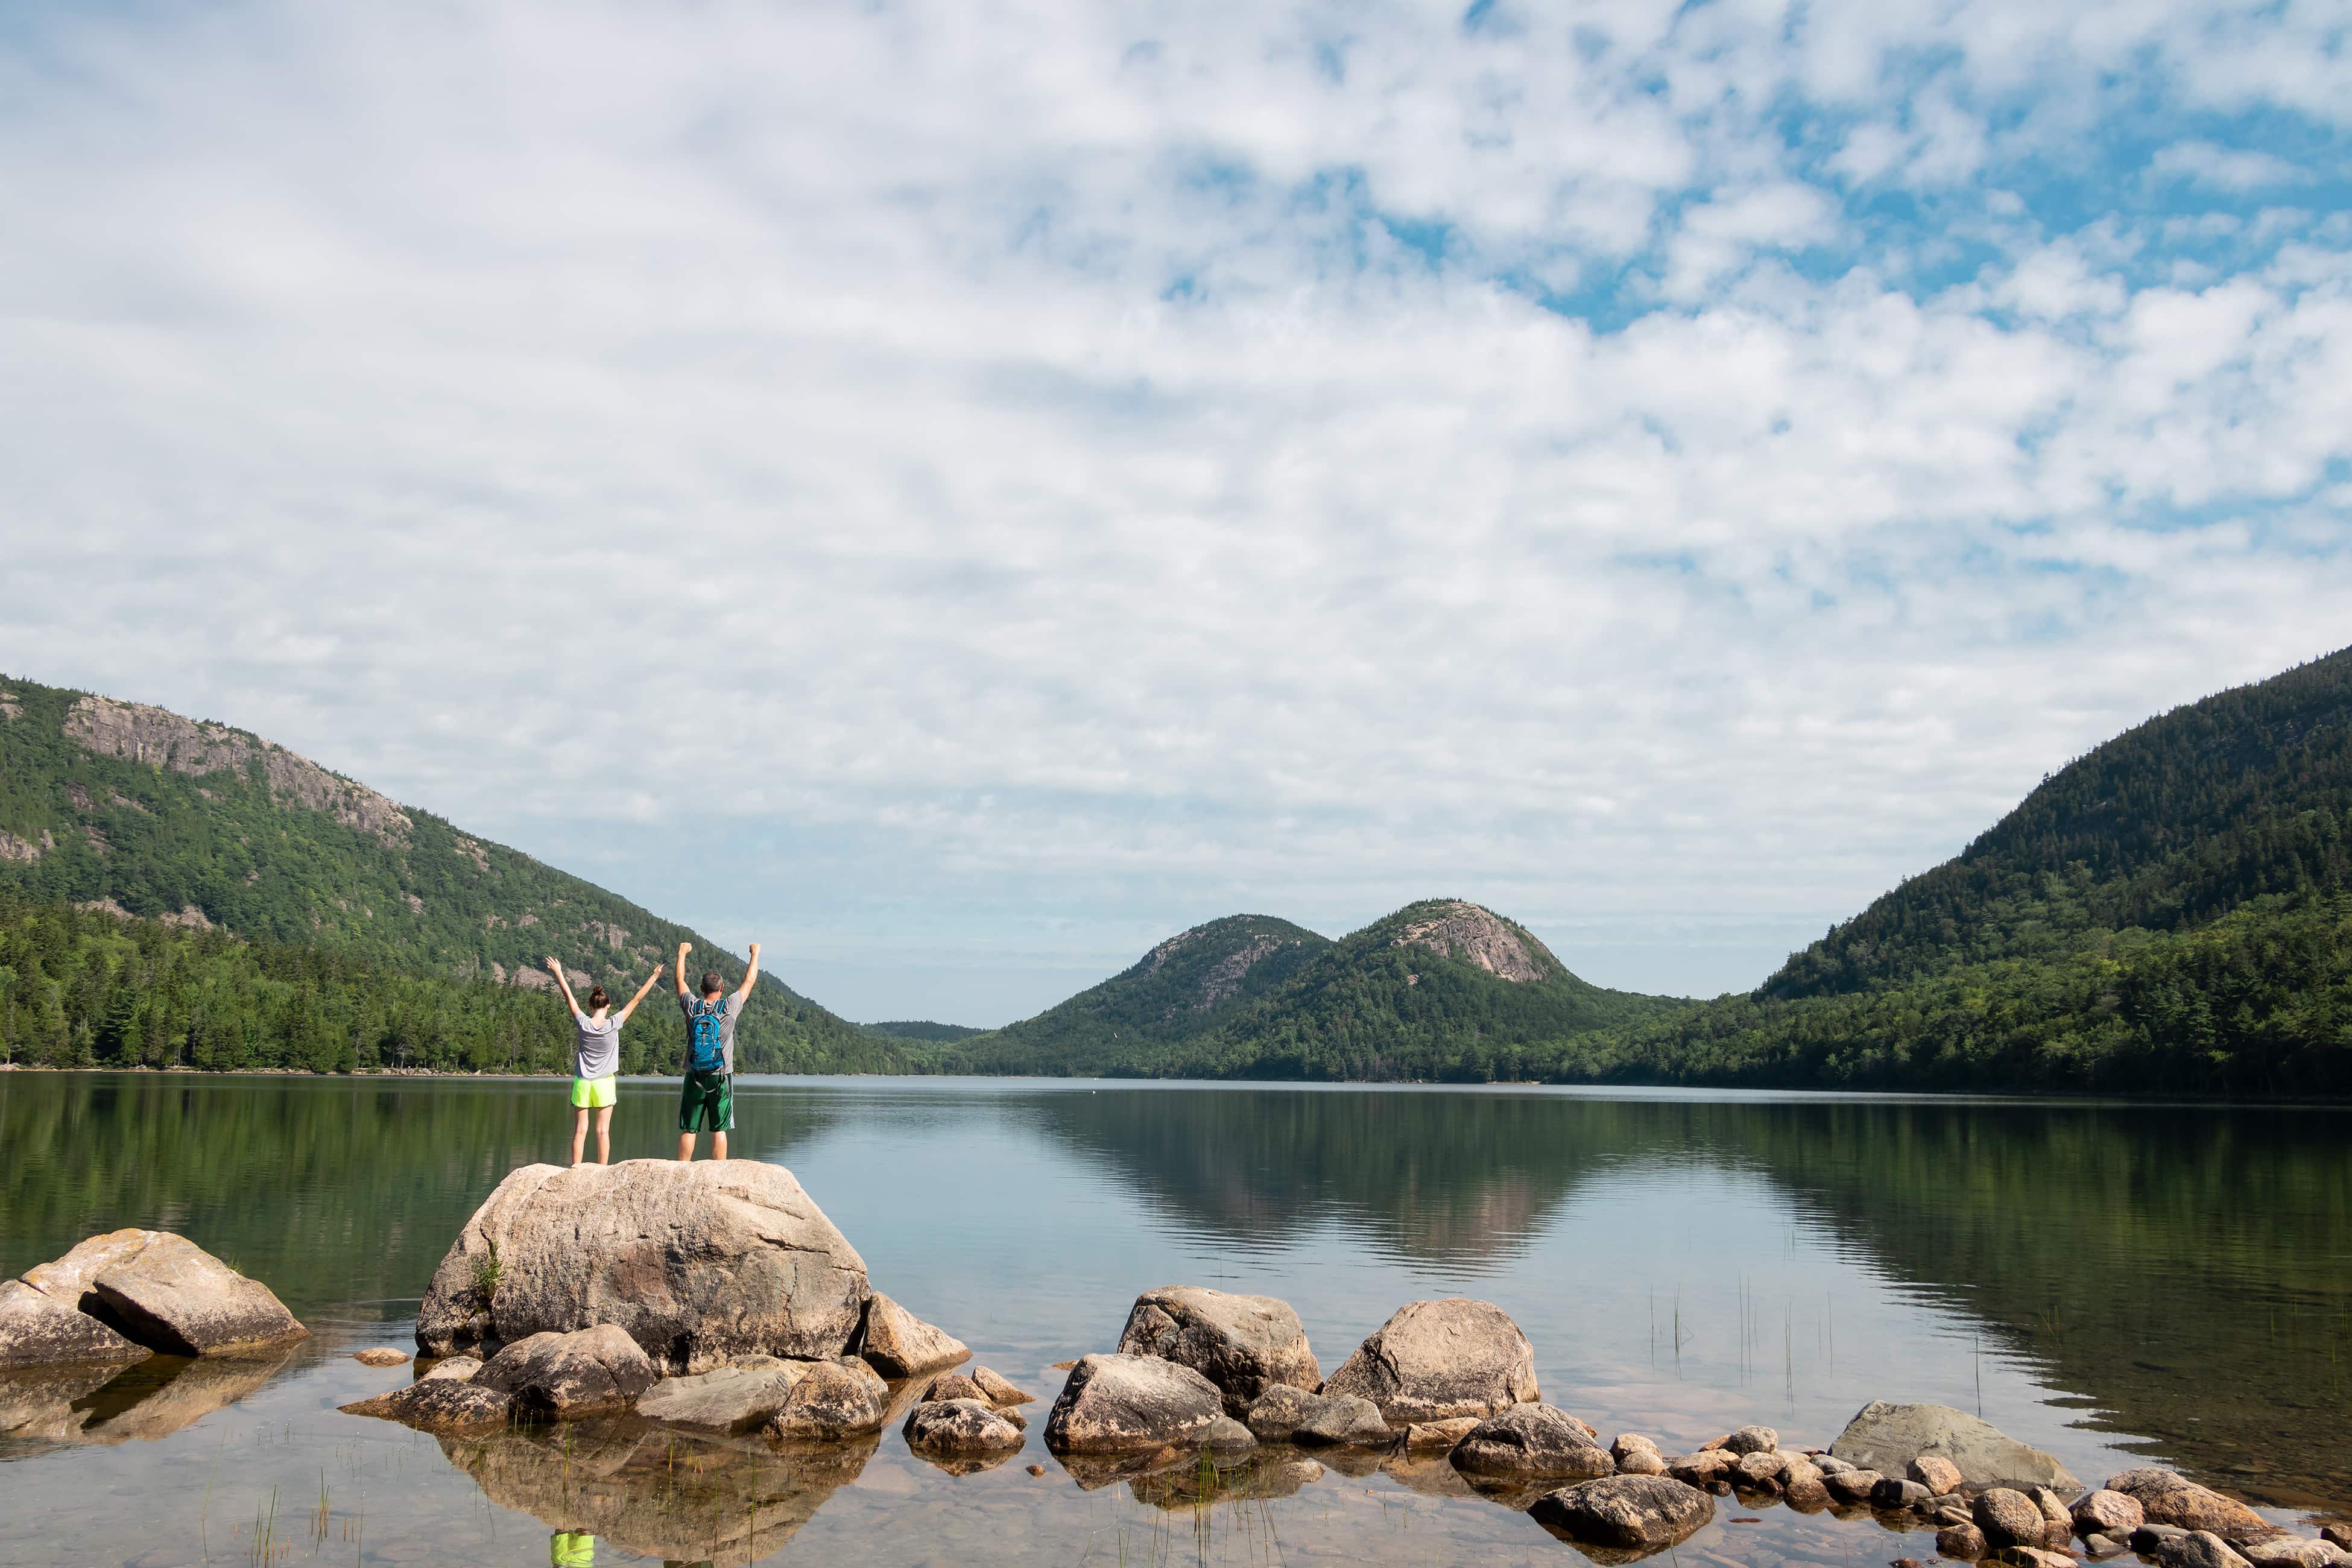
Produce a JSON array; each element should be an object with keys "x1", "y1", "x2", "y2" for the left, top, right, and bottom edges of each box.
[
  {"x1": 441, "y1": 1420, "x2": 875, "y2": 1566},
  {"x1": 1713, "y1": 1099, "x2": 2352, "y2": 1510},
  {"x1": 0, "y1": 1074, "x2": 841, "y2": 1318}
]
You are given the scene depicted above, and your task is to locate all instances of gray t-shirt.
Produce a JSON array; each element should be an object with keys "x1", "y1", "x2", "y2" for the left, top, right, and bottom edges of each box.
[
  {"x1": 678, "y1": 991, "x2": 743, "y2": 1074},
  {"x1": 572, "y1": 1013, "x2": 621, "y2": 1081}
]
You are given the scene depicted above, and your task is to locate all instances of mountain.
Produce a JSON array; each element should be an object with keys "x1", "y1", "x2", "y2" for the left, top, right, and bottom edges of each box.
[
  {"x1": 858, "y1": 1021, "x2": 988, "y2": 1042},
  {"x1": 955, "y1": 914, "x2": 1331, "y2": 1074},
  {"x1": 953, "y1": 900, "x2": 1677, "y2": 1079},
  {"x1": 0, "y1": 674, "x2": 906, "y2": 1075},
  {"x1": 1561, "y1": 645, "x2": 2352, "y2": 1094}
]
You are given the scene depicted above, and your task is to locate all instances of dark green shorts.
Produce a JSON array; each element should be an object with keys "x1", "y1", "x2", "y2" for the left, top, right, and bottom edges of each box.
[{"x1": 678, "y1": 1069, "x2": 733, "y2": 1133}]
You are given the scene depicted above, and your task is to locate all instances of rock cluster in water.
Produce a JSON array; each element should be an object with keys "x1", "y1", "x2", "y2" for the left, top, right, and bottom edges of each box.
[{"x1": 0, "y1": 1228, "x2": 308, "y2": 1368}]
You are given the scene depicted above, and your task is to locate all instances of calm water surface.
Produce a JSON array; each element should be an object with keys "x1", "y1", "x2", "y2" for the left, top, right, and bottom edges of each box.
[{"x1": 2, "y1": 1072, "x2": 2347, "y2": 1567}]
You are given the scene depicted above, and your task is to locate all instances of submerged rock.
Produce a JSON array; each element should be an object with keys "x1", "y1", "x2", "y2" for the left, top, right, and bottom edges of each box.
[
  {"x1": 353, "y1": 1348, "x2": 410, "y2": 1367},
  {"x1": 1530, "y1": 1473, "x2": 1716, "y2": 1555},
  {"x1": 1910, "y1": 1455, "x2": 1964, "y2": 1496},
  {"x1": 25, "y1": 1231, "x2": 305, "y2": 1358},
  {"x1": 1321, "y1": 1298, "x2": 1538, "y2": 1426},
  {"x1": 971, "y1": 1366, "x2": 1035, "y2": 1405},
  {"x1": 414, "y1": 1160, "x2": 868, "y2": 1373},
  {"x1": 855, "y1": 1292, "x2": 967, "y2": 1379},
  {"x1": 1451, "y1": 1403, "x2": 1613, "y2": 1480},
  {"x1": 636, "y1": 1362, "x2": 808, "y2": 1433},
  {"x1": 475, "y1": 1326, "x2": 654, "y2": 1419},
  {"x1": 2142, "y1": 1531, "x2": 2259, "y2": 1568},
  {"x1": 2107, "y1": 1469, "x2": 2279, "y2": 1543},
  {"x1": 766, "y1": 1359, "x2": 889, "y2": 1440},
  {"x1": 0, "y1": 1280, "x2": 151, "y2": 1369},
  {"x1": 1116, "y1": 1286, "x2": 1322, "y2": 1415},
  {"x1": 1974, "y1": 1487, "x2": 2052, "y2": 1548},
  {"x1": 905, "y1": 1397, "x2": 1026, "y2": 1456},
  {"x1": 340, "y1": 1377, "x2": 514, "y2": 1432},
  {"x1": 1829, "y1": 1402, "x2": 2079, "y2": 1491},
  {"x1": 1406, "y1": 1415, "x2": 1483, "y2": 1452},
  {"x1": 1044, "y1": 1353, "x2": 1224, "y2": 1454}
]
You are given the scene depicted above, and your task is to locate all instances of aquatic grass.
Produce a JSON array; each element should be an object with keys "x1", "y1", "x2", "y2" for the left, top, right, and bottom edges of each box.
[{"x1": 470, "y1": 1240, "x2": 502, "y2": 1303}]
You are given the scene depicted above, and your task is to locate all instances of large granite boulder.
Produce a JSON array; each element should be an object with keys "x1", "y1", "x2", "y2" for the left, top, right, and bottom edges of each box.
[
  {"x1": 339, "y1": 1377, "x2": 515, "y2": 1432},
  {"x1": 414, "y1": 1160, "x2": 868, "y2": 1373},
  {"x1": 1043, "y1": 1353, "x2": 1225, "y2": 1455},
  {"x1": 1829, "y1": 1402, "x2": 2080, "y2": 1491},
  {"x1": 904, "y1": 1397, "x2": 1026, "y2": 1456},
  {"x1": 1976, "y1": 1488, "x2": 2054, "y2": 1548},
  {"x1": 0, "y1": 1280, "x2": 150, "y2": 1368},
  {"x1": 1321, "y1": 1299, "x2": 1538, "y2": 1426},
  {"x1": 1450, "y1": 1403, "x2": 1614, "y2": 1480},
  {"x1": 24, "y1": 1231, "x2": 305, "y2": 1357},
  {"x1": 767, "y1": 1359, "x2": 890, "y2": 1440},
  {"x1": 1531, "y1": 1474, "x2": 1716, "y2": 1554},
  {"x1": 475, "y1": 1326, "x2": 656, "y2": 1419},
  {"x1": 1116, "y1": 1286, "x2": 1322, "y2": 1415},
  {"x1": 635, "y1": 1362, "x2": 809, "y2": 1434},
  {"x1": 855, "y1": 1292, "x2": 968, "y2": 1379},
  {"x1": 2107, "y1": 1470, "x2": 2278, "y2": 1543}
]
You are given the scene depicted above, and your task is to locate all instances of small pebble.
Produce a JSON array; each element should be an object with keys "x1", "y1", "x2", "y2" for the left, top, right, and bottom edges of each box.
[{"x1": 1026, "y1": 1464, "x2": 1046, "y2": 1477}]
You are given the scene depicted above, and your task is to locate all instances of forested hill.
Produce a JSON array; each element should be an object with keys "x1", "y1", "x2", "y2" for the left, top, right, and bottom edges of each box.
[
  {"x1": 1560, "y1": 645, "x2": 2352, "y2": 1095},
  {"x1": 952, "y1": 901, "x2": 1679, "y2": 1080},
  {"x1": 0, "y1": 674, "x2": 905, "y2": 1074},
  {"x1": 954, "y1": 914, "x2": 1332, "y2": 1074}
]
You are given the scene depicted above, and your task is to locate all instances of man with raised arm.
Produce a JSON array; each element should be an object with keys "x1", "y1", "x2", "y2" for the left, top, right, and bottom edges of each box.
[{"x1": 674, "y1": 938, "x2": 758, "y2": 1162}]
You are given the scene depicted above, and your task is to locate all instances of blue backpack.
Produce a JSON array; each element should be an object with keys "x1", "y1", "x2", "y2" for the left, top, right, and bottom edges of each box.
[{"x1": 686, "y1": 998, "x2": 727, "y2": 1073}]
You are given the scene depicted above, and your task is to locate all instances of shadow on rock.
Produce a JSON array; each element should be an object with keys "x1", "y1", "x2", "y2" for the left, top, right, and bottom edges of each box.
[{"x1": 437, "y1": 1418, "x2": 877, "y2": 1565}]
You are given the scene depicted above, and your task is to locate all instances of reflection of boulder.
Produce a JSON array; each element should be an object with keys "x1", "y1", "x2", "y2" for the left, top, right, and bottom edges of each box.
[
  {"x1": 0, "y1": 1363, "x2": 127, "y2": 1454},
  {"x1": 441, "y1": 1419, "x2": 876, "y2": 1564},
  {"x1": 1125, "y1": 1447, "x2": 1326, "y2": 1511},
  {"x1": 68, "y1": 1350, "x2": 293, "y2": 1444},
  {"x1": 1379, "y1": 1450, "x2": 1483, "y2": 1500}
]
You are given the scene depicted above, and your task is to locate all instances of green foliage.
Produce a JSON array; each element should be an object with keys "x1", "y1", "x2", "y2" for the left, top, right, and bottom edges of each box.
[
  {"x1": 470, "y1": 1242, "x2": 502, "y2": 1303},
  {"x1": 0, "y1": 673, "x2": 904, "y2": 1075},
  {"x1": 859, "y1": 1020, "x2": 988, "y2": 1042},
  {"x1": 0, "y1": 894, "x2": 914, "y2": 1076}
]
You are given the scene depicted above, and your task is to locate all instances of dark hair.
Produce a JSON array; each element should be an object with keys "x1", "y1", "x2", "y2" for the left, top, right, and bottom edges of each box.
[
  {"x1": 586, "y1": 985, "x2": 610, "y2": 1010},
  {"x1": 701, "y1": 972, "x2": 724, "y2": 996}
]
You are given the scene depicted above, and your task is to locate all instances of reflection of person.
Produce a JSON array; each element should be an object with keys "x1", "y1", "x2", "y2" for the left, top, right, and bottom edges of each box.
[
  {"x1": 673, "y1": 941, "x2": 756, "y2": 1163},
  {"x1": 547, "y1": 959, "x2": 663, "y2": 1166},
  {"x1": 550, "y1": 1528, "x2": 595, "y2": 1566}
]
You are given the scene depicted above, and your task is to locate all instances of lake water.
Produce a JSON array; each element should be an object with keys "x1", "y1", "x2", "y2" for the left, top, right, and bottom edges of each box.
[{"x1": 3, "y1": 1072, "x2": 2348, "y2": 1567}]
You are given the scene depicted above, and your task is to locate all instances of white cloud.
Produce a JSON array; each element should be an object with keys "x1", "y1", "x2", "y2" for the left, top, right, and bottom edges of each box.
[
  {"x1": 0, "y1": 0, "x2": 2347, "y2": 1023},
  {"x1": 2149, "y1": 139, "x2": 2314, "y2": 191}
]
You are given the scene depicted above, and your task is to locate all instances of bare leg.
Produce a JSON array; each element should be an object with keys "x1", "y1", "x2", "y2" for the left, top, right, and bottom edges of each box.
[
  {"x1": 712, "y1": 1130, "x2": 727, "y2": 1162},
  {"x1": 571, "y1": 1107, "x2": 590, "y2": 1166},
  {"x1": 677, "y1": 1131, "x2": 695, "y2": 1162},
  {"x1": 594, "y1": 1105, "x2": 613, "y2": 1165}
]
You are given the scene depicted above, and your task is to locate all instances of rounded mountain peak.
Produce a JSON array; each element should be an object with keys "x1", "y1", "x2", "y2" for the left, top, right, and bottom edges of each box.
[{"x1": 1381, "y1": 899, "x2": 1563, "y2": 984}]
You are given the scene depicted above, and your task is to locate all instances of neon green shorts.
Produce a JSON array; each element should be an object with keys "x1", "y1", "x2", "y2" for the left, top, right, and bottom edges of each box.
[
  {"x1": 571, "y1": 1075, "x2": 616, "y2": 1109},
  {"x1": 551, "y1": 1531, "x2": 595, "y2": 1567}
]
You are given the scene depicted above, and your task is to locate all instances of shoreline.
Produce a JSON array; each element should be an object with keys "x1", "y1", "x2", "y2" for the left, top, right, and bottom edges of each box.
[{"x1": 2, "y1": 1060, "x2": 2348, "y2": 1107}]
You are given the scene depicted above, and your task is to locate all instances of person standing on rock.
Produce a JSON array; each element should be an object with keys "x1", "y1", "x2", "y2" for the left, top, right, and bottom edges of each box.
[
  {"x1": 674, "y1": 938, "x2": 756, "y2": 1162},
  {"x1": 546, "y1": 958, "x2": 664, "y2": 1166}
]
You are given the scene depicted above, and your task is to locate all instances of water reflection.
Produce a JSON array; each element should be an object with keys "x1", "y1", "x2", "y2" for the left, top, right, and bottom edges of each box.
[
  {"x1": 0, "y1": 1348, "x2": 293, "y2": 1456},
  {"x1": 442, "y1": 1419, "x2": 877, "y2": 1566}
]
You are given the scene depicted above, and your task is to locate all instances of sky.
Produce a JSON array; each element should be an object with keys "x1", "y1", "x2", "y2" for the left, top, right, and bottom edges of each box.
[{"x1": 2, "y1": 0, "x2": 2349, "y2": 1026}]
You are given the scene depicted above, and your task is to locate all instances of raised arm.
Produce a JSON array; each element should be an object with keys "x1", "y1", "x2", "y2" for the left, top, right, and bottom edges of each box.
[
  {"x1": 675, "y1": 941, "x2": 692, "y2": 996},
  {"x1": 736, "y1": 941, "x2": 761, "y2": 1002},
  {"x1": 615, "y1": 964, "x2": 664, "y2": 1025},
  {"x1": 545, "y1": 956, "x2": 583, "y2": 1014}
]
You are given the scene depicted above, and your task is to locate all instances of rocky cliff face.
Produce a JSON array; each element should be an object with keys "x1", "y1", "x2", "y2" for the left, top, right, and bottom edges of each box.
[
  {"x1": 64, "y1": 697, "x2": 413, "y2": 845},
  {"x1": 1389, "y1": 901, "x2": 1560, "y2": 984}
]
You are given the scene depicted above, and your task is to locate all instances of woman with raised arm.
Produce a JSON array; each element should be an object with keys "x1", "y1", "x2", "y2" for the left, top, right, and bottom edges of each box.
[{"x1": 546, "y1": 957, "x2": 664, "y2": 1166}]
